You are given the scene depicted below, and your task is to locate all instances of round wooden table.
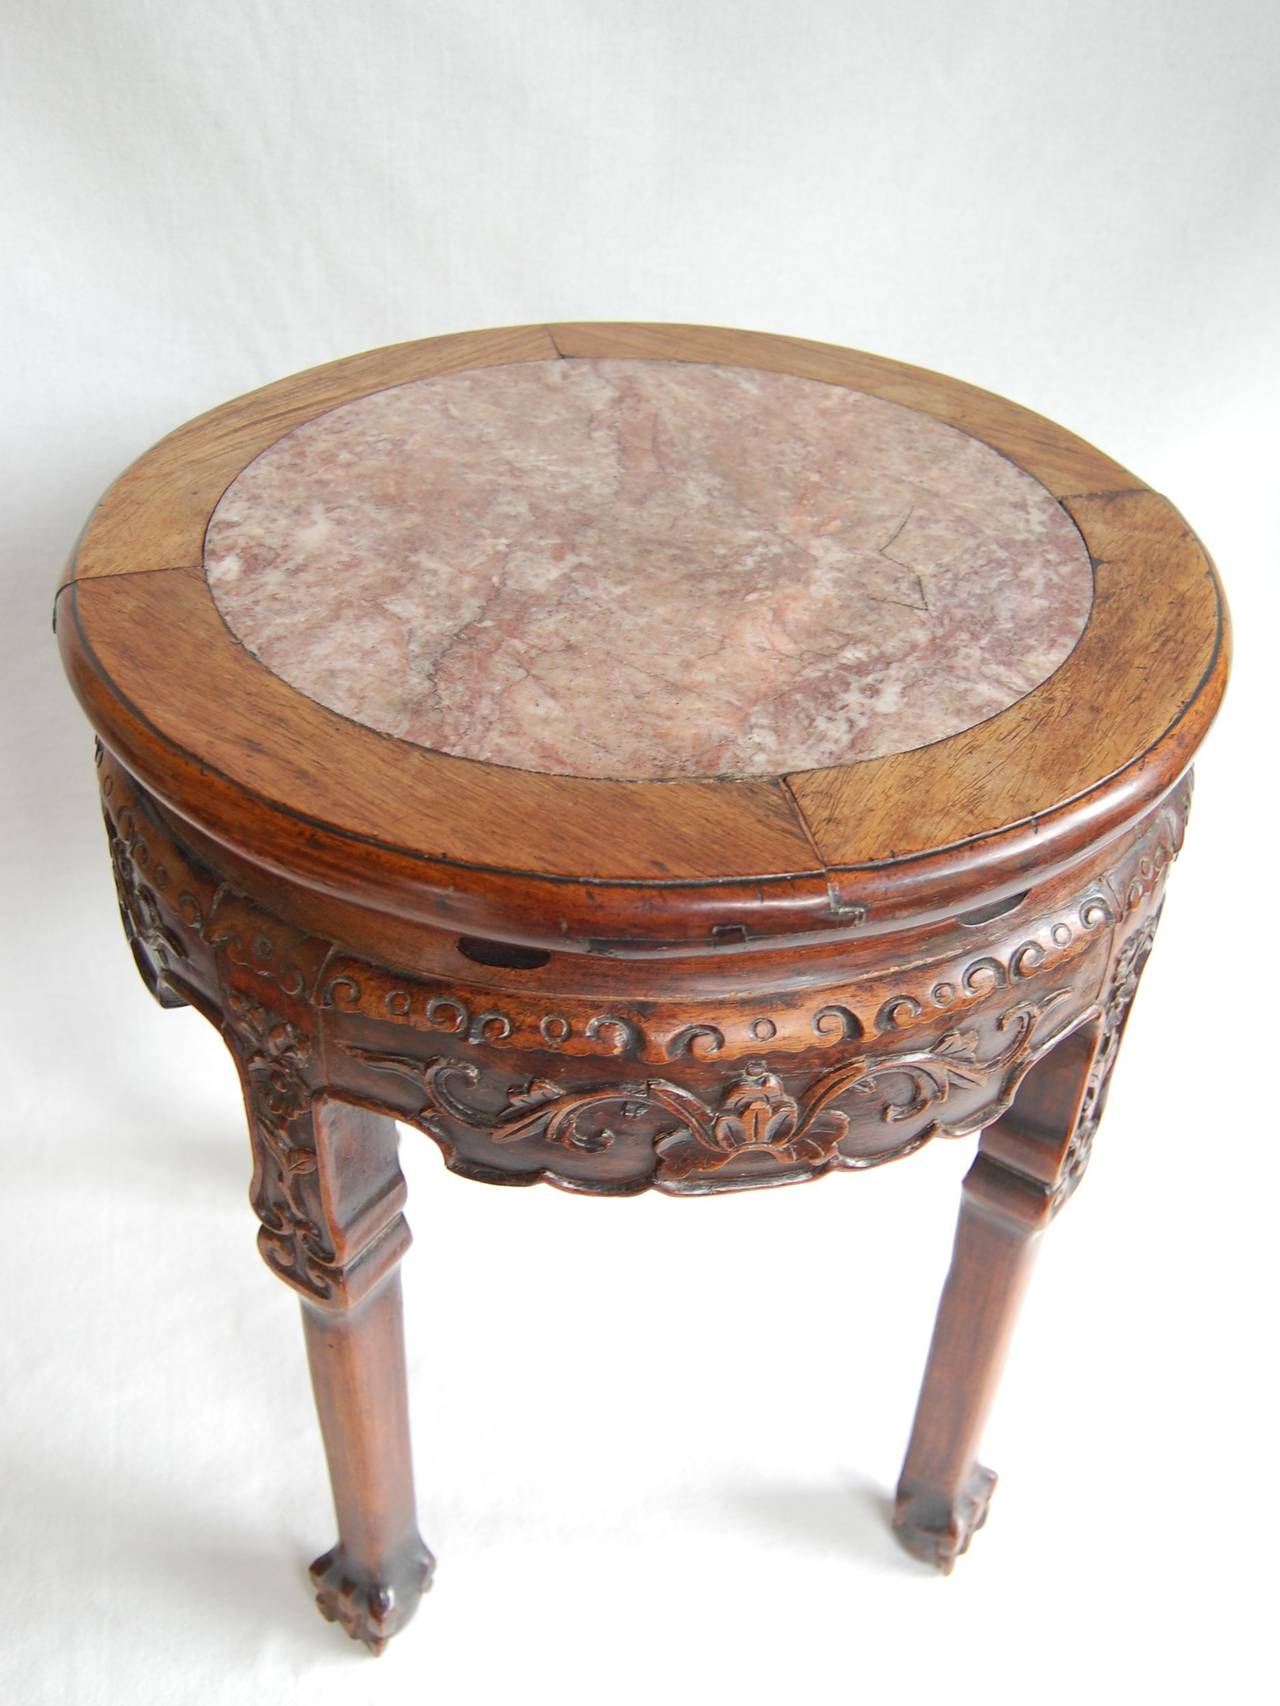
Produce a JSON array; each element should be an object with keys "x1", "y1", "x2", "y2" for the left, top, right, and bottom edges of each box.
[{"x1": 56, "y1": 323, "x2": 1228, "y2": 1652}]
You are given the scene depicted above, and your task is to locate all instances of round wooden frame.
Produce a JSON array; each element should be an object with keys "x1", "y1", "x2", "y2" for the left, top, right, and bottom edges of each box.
[{"x1": 56, "y1": 323, "x2": 1227, "y2": 952}]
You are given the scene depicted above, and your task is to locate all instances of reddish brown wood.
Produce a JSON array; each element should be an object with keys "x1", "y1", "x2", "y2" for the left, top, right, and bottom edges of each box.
[
  {"x1": 55, "y1": 325, "x2": 1229, "y2": 953},
  {"x1": 63, "y1": 325, "x2": 560, "y2": 583},
  {"x1": 223, "y1": 1013, "x2": 431, "y2": 1647},
  {"x1": 304, "y1": 1275, "x2": 433, "y2": 1654},
  {"x1": 894, "y1": 1020, "x2": 1101, "y2": 1566},
  {"x1": 545, "y1": 322, "x2": 1143, "y2": 496},
  {"x1": 57, "y1": 326, "x2": 1229, "y2": 1651},
  {"x1": 895, "y1": 912, "x2": 1157, "y2": 1564},
  {"x1": 98, "y1": 743, "x2": 1186, "y2": 1197}
]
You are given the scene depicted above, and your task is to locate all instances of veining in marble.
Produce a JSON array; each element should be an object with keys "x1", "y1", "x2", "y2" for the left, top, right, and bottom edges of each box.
[{"x1": 204, "y1": 358, "x2": 1093, "y2": 780}]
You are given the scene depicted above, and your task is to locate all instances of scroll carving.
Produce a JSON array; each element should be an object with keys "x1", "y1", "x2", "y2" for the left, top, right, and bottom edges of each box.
[
  {"x1": 207, "y1": 921, "x2": 309, "y2": 997},
  {"x1": 102, "y1": 782, "x2": 202, "y2": 1008},
  {"x1": 96, "y1": 746, "x2": 1186, "y2": 1199},
  {"x1": 223, "y1": 992, "x2": 341, "y2": 1302},
  {"x1": 98, "y1": 749, "x2": 1188, "y2": 1082},
  {"x1": 348, "y1": 989, "x2": 1073, "y2": 1190},
  {"x1": 315, "y1": 781, "x2": 1189, "y2": 1063},
  {"x1": 1051, "y1": 912, "x2": 1161, "y2": 1213}
]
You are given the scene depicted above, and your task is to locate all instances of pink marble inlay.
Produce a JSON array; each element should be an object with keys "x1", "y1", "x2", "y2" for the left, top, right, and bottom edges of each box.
[{"x1": 205, "y1": 358, "x2": 1092, "y2": 779}]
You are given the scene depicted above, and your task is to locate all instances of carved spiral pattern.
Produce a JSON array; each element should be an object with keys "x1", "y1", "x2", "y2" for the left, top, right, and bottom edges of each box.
[
  {"x1": 348, "y1": 988, "x2": 1074, "y2": 1189},
  {"x1": 224, "y1": 993, "x2": 340, "y2": 1301},
  {"x1": 94, "y1": 748, "x2": 1187, "y2": 1199}
]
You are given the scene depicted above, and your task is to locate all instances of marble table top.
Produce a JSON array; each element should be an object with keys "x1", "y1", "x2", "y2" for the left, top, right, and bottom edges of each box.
[{"x1": 205, "y1": 357, "x2": 1092, "y2": 780}]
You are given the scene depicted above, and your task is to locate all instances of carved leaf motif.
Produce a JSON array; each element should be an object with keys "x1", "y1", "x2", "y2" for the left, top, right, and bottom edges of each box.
[
  {"x1": 97, "y1": 748, "x2": 1185, "y2": 1207},
  {"x1": 104, "y1": 803, "x2": 193, "y2": 1003},
  {"x1": 349, "y1": 992, "x2": 1069, "y2": 1187},
  {"x1": 225, "y1": 994, "x2": 338, "y2": 1301},
  {"x1": 1052, "y1": 913, "x2": 1161, "y2": 1214},
  {"x1": 711, "y1": 1072, "x2": 798, "y2": 1152},
  {"x1": 934, "y1": 1029, "x2": 980, "y2": 1061},
  {"x1": 506, "y1": 1078, "x2": 563, "y2": 1109}
]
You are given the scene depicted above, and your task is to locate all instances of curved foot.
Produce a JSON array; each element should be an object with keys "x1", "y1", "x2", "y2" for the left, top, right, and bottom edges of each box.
[
  {"x1": 893, "y1": 1463, "x2": 997, "y2": 1573},
  {"x1": 309, "y1": 1539, "x2": 435, "y2": 1654}
]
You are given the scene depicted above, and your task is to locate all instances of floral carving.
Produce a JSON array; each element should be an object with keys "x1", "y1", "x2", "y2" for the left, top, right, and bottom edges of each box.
[
  {"x1": 225, "y1": 992, "x2": 338, "y2": 1301},
  {"x1": 349, "y1": 991, "x2": 1071, "y2": 1189},
  {"x1": 97, "y1": 745, "x2": 1182, "y2": 1202},
  {"x1": 863, "y1": 1025, "x2": 1012, "y2": 1121},
  {"x1": 1052, "y1": 913, "x2": 1160, "y2": 1213},
  {"x1": 103, "y1": 799, "x2": 201, "y2": 1007},
  {"x1": 207, "y1": 922, "x2": 309, "y2": 997}
]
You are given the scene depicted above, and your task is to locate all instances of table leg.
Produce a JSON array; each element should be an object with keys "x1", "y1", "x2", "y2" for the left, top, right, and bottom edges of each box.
[
  {"x1": 225, "y1": 998, "x2": 433, "y2": 1651},
  {"x1": 304, "y1": 1270, "x2": 433, "y2": 1653},
  {"x1": 893, "y1": 1013, "x2": 1110, "y2": 1569}
]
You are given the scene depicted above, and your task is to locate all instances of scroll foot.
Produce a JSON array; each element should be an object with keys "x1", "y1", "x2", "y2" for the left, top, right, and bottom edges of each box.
[{"x1": 310, "y1": 1539, "x2": 435, "y2": 1654}]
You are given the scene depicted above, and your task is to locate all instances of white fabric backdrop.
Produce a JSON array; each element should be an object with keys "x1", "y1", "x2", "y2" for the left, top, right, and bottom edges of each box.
[{"x1": 2, "y1": 3, "x2": 1276, "y2": 1702}]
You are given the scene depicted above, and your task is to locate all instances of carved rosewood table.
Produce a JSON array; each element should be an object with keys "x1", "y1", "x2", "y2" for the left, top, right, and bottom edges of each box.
[{"x1": 56, "y1": 323, "x2": 1227, "y2": 1652}]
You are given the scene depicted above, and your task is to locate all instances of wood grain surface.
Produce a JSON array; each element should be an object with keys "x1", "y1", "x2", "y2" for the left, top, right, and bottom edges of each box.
[
  {"x1": 65, "y1": 325, "x2": 559, "y2": 583},
  {"x1": 64, "y1": 326, "x2": 1231, "y2": 1652},
  {"x1": 547, "y1": 322, "x2": 1144, "y2": 496},
  {"x1": 56, "y1": 324, "x2": 1229, "y2": 950}
]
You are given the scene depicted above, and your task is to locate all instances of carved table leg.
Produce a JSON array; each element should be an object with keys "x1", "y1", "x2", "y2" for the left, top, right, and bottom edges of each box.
[
  {"x1": 304, "y1": 1272, "x2": 433, "y2": 1654},
  {"x1": 225, "y1": 993, "x2": 433, "y2": 1652},
  {"x1": 894, "y1": 997, "x2": 1122, "y2": 1570}
]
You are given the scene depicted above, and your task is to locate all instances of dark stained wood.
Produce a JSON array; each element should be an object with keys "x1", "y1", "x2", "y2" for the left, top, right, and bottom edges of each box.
[
  {"x1": 61, "y1": 327, "x2": 1229, "y2": 1651},
  {"x1": 98, "y1": 742, "x2": 1187, "y2": 1146}
]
